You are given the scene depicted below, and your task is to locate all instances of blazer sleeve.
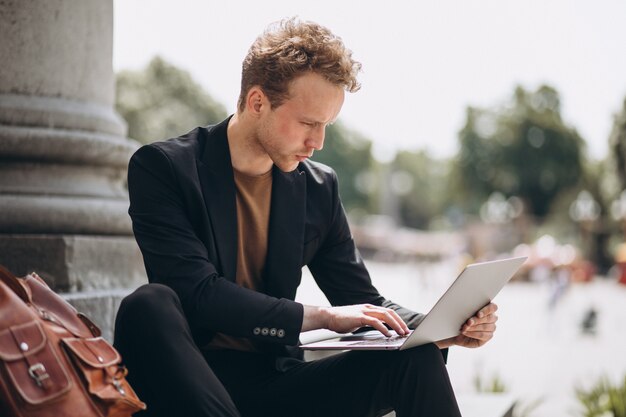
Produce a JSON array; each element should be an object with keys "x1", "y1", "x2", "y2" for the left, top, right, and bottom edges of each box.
[
  {"x1": 128, "y1": 144, "x2": 303, "y2": 346},
  {"x1": 307, "y1": 169, "x2": 425, "y2": 329}
]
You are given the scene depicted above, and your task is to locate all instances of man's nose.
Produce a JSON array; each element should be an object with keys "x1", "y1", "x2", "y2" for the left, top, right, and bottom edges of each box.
[{"x1": 306, "y1": 126, "x2": 325, "y2": 151}]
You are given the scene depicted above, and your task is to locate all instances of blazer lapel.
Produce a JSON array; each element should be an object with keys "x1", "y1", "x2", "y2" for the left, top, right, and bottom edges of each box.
[
  {"x1": 264, "y1": 166, "x2": 306, "y2": 300},
  {"x1": 195, "y1": 117, "x2": 307, "y2": 295},
  {"x1": 196, "y1": 119, "x2": 238, "y2": 282}
]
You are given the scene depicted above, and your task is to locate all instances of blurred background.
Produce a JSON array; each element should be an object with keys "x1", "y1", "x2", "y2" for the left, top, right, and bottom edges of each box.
[
  {"x1": 1, "y1": 1, "x2": 622, "y2": 416},
  {"x1": 112, "y1": 1, "x2": 626, "y2": 416},
  {"x1": 113, "y1": 1, "x2": 626, "y2": 416}
]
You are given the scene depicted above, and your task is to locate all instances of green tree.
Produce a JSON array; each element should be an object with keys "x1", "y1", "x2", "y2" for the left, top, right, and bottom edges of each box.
[
  {"x1": 115, "y1": 56, "x2": 227, "y2": 144},
  {"x1": 454, "y1": 85, "x2": 586, "y2": 220},
  {"x1": 390, "y1": 150, "x2": 453, "y2": 229},
  {"x1": 312, "y1": 122, "x2": 377, "y2": 213},
  {"x1": 610, "y1": 97, "x2": 626, "y2": 190}
]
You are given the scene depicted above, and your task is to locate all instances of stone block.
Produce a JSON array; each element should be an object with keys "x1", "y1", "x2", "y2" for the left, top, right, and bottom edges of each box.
[{"x1": 0, "y1": 234, "x2": 147, "y2": 292}]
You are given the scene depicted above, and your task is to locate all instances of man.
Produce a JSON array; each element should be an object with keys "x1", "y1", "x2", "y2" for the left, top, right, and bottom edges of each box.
[{"x1": 114, "y1": 18, "x2": 498, "y2": 417}]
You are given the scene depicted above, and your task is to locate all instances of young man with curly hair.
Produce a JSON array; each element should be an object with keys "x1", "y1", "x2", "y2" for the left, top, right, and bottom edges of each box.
[{"x1": 114, "y1": 18, "x2": 498, "y2": 417}]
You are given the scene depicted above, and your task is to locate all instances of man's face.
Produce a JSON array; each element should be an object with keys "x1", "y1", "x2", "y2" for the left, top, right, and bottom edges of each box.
[{"x1": 256, "y1": 72, "x2": 345, "y2": 172}]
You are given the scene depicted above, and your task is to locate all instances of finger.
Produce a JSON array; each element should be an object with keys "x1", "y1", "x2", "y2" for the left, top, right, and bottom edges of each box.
[
  {"x1": 461, "y1": 330, "x2": 494, "y2": 342},
  {"x1": 366, "y1": 308, "x2": 409, "y2": 335},
  {"x1": 461, "y1": 324, "x2": 495, "y2": 338},
  {"x1": 466, "y1": 314, "x2": 498, "y2": 327},
  {"x1": 360, "y1": 316, "x2": 391, "y2": 337},
  {"x1": 462, "y1": 323, "x2": 496, "y2": 333},
  {"x1": 389, "y1": 309, "x2": 410, "y2": 333},
  {"x1": 476, "y1": 303, "x2": 498, "y2": 318},
  {"x1": 364, "y1": 304, "x2": 409, "y2": 335},
  {"x1": 365, "y1": 310, "x2": 404, "y2": 336},
  {"x1": 463, "y1": 321, "x2": 496, "y2": 333}
]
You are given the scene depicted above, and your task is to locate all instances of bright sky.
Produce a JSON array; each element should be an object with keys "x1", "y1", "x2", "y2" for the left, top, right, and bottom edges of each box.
[{"x1": 113, "y1": 0, "x2": 626, "y2": 161}]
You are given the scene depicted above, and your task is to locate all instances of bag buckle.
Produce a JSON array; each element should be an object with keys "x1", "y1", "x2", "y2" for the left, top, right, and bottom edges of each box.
[
  {"x1": 112, "y1": 378, "x2": 126, "y2": 396},
  {"x1": 28, "y1": 363, "x2": 50, "y2": 388}
]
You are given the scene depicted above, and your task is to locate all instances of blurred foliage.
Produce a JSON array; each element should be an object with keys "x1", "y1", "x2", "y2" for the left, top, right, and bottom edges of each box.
[
  {"x1": 474, "y1": 371, "x2": 508, "y2": 393},
  {"x1": 536, "y1": 157, "x2": 616, "y2": 273},
  {"x1": 453, "y1": 85, "x2": 586, "y2": 220},
  {"x1": 580, "y1": 159, "x2": 616, "y2": 273},
  {"x1": 115, "y1": 57, "x2": 624, "y2": 251},
  {"x1": 388, "y1": 150, "x2": 454, "y2": 229},
  {"x1": 115, "y1": 56, "x2": 228, "y2": 144},
  {"x1": 312, "y1": 123, "x2": 377, "y2": 213},
  {"x1": 575, "y1": 375, "x2": 626, "y2": 417},
  {"x1": 610, "y1": 98, "x2": 626, "y2": 191},
  {"x1": 473, "y1": 371, "x2": 544, "y2": 417},
  {"x1": 513, "y1": 398, "x2": 545, "y2": 417}
]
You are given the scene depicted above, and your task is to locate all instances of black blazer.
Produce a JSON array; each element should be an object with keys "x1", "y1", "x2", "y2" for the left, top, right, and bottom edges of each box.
[{"x1": 128, "y1": 117, "x2": 422, "y2": 352}]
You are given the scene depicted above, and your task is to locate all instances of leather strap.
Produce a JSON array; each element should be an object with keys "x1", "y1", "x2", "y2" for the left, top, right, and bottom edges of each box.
[{"x1": 0, "y1": 265, "x2": 30, "y2": 303}]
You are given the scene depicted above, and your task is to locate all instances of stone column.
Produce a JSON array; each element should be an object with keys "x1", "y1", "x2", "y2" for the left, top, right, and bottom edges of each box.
[{"x1": 0, "y1": 0, "x2": 146, "y2": 341}]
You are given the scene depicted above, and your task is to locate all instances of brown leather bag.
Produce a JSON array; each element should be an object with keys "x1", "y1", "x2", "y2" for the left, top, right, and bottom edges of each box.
[{"x1": 0, "y1": 266, "x2": 146, "y2": 417}]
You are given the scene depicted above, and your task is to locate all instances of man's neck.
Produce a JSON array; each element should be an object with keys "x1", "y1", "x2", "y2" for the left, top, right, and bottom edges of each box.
[{"x1": 227, "y1": 113, "x2": 273, "y2": 176}]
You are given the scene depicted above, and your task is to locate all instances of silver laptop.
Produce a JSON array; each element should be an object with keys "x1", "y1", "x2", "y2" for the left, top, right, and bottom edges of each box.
[{"x1": 300, "y1": 256, "x2": 527, "y2": 351}]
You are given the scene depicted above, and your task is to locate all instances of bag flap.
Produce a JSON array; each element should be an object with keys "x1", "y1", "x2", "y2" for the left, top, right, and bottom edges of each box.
[
  {"x1": 0, "y1": 321, "x2": 46, "y2": 361},
  {"x1": 62, "y1": 337, "x2": 120, "y2": 368},
  {"x1": 3, "y1": 328, "x2": 72, "y2": 405},
  {"x1": 24, "y1": 273, "x2": 94, "y2": 338}
]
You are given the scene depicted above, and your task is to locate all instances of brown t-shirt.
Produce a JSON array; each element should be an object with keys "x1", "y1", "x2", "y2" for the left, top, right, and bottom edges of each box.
[{"x1": 205, "y1": 168, "x2": 273, "y2": 351}]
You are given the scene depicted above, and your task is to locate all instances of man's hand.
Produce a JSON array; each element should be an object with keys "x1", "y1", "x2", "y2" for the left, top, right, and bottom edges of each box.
[
  {"x1": 435, "y1": 303, "x2": 499, "y2": 349},
  {"x1": 302, "y1": 304, "x2": 410, "y2": 337}
]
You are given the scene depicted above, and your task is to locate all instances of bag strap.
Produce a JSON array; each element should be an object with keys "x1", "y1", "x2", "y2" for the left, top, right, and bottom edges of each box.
[
  {"x1": 77, "y1": 312, "x2": 102, "y2": 338},
  {"x1": 0, "y1": 265, "x2": 30, "y2": 303}
]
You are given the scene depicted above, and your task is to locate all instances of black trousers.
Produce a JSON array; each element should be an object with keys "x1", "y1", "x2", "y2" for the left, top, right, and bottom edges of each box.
[{"x1": 114, "y1": 284, "x2": 462, "y2": 417}]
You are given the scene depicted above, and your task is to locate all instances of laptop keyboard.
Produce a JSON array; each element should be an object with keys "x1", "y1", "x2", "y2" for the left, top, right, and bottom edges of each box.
[{"x1": 348, "y1": 334, "x2": 408, "y2": 346}]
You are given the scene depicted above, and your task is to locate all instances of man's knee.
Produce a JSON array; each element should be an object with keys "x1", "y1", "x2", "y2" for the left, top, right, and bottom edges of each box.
[
  {"x1": 115, "y1": 283, "x2": 185, "y2": 344},
  {"x1": 118, "y1": 283, "x2": 181, "y2": 319},
  {"x1": 395, "y1": 343, "x2": 448, "y2": 375}
]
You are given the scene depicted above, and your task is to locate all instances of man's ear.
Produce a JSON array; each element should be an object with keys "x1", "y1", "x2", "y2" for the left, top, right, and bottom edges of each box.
[{"x1": 246, "y1": 87, "x2": 267, "y2": 116}]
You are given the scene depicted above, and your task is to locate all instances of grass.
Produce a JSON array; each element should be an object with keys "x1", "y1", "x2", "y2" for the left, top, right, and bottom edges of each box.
[{"x1": 575, "y1": 375, "x2": 626, "y2": 417}]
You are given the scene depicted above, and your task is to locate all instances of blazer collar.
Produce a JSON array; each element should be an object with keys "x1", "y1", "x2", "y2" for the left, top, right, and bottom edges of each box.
[
  {"x1": 197, "y1": 117, "x2": 238, "y2": 281},
  {"x1": 196, "y1": 117, "x2": 307, "y2": 299},
  {"x1": 200, "y1": 117, "x2": 234, "y2": 175}
]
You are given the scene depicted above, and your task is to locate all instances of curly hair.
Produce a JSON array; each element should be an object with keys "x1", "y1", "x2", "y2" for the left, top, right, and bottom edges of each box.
[{"x1": 237, "y1": 18, "x2": 362, "y2": 112}]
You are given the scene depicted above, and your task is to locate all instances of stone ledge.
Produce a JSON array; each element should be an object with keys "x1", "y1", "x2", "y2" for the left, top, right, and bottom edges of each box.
[{"x1": 0, "y1": 234, "x2": 147, "y2": 291}]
